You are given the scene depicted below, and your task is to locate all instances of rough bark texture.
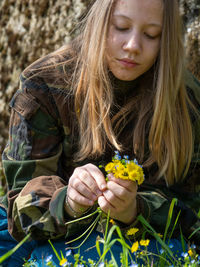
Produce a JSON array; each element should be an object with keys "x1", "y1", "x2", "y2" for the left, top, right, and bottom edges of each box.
[{"x1": 0, "y1": 0, "x2": 199, "y2": 177}]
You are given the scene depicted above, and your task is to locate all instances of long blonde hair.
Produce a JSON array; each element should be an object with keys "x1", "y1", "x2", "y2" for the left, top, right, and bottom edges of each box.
[
  {"x1": 71, "y1": 0, "x2": 198, "y2": 185},
  {"x1": 26, "y1": 0, "x2": 198, "y2": 185}
]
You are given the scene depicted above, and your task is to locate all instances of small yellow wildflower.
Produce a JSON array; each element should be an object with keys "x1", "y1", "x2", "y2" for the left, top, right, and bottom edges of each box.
[
  {"x1": 137, "y1": 174, "x2": 144, "y2": 185},
  {"x1": 59, "y1": 258, "x2": 67, "y2": 266},
  {"x1": 115, "y1": 169, "x2": 128, "y2": 179},
  {"x1": 127, "y1": 227, "x2": 139, "y2": 236},
  {"x1": 105, "y1": 162, "x2": 115, "y2": 173},
  {"x1": 140, "y1": 239, "x2": 150, "y2": 247},
  {"x1": 188, "y1": 249, "x2": 194, "y2": 257},
  {"x1": 110, "y1": 219, "x2": 115, "y2": 225},
  {"x1": 129, "y1": 171, "x2": 137, "y2": 180},
  {"x1": 131, "y1": 241, "x2": 139, "y2": 253},
  {"x1": 104, "y1": 152, "x2": 145, "y2": 185},
  {"x1": 114, "y1": 162, "x2": 126, "y2": 174}
]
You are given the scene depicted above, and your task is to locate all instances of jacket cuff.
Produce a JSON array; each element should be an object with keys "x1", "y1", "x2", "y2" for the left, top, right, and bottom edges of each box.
[{"x1": 49, "y1": 185, "x2": 67, "y2": 225}]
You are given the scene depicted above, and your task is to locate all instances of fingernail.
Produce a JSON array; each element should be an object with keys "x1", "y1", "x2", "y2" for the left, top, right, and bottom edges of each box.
[{"x1": 100, "y1": 184, "x2": 107, "y2": 191}]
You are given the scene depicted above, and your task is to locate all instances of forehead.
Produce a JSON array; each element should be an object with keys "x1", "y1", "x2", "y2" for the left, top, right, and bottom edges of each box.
[{"x1": 112, "y1": 0, "x2": 163, "y2": 25}]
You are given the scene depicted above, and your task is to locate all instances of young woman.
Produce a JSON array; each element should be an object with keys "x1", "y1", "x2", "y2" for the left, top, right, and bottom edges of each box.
[{"x1": 1, "y1": 0, "x2": 200, "y2": 265}]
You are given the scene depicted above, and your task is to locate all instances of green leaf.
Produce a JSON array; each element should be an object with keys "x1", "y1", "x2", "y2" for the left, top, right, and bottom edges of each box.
[
  {"x1": 163, "y1": 198, "x2": 177, "y2": 242},
  {"x1": 95, "y1": 239, "x2": 101, "y2": 258},
  {"x1": 106, "y1": 225, "x2": 118, "y2": 244},
  {"x1": 188, "y1": 226, "x2": 200, "y2": 239},
  {"x1": 137, "y1": 214, "x2": 177, "y2": 262},
  {"x1": 48, "y1": 240, "x2": 61, "y2": 262},
  {"x1": 0, "y1": 233, "x2": 31, "y2": 264},
  {"x1": 167, "y1": 210, "x2": 181, "y2": 242},
  {"x1": 179, "y1": 226, "x2": 186, "y2": 253}
]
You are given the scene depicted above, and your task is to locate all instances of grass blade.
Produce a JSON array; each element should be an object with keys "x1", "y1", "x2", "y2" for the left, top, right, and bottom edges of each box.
[
  {"x1": 48, "y1": 239, "x2": 61, "y2": 262},
  {"x1": 163, "y1": 198, "x2": 177, "y2": 242},
  {"x1": 0, "y1": 233, "x2": 31, "y2": 264},
  {"x1": 137, "y1": 214, "x2": 177, "y2": 262}
]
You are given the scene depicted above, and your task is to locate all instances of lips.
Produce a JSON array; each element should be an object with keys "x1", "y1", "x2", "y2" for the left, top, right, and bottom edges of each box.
[{"x1": 118, "y1": 58, "x2": 139, "y2": 68}]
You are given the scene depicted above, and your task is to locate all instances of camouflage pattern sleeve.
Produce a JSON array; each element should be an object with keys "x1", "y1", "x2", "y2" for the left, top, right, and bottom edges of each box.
[
  {"x1": 6, "y1": 175, "x2": 96, "y2": 241},
  {"x1": 2, "y1": 73, "x2": 96, "y2": 241}
]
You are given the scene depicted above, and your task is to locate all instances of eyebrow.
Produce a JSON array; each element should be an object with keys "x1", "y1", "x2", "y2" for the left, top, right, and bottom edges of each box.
[{"x1": 113, "y1": 14, "x2": 162, "y2": 28}]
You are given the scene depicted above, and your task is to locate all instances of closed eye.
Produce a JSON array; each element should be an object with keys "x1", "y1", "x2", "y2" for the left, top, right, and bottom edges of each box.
[
  {"x1": 144, "y1": 33, "x2": 159, "y2": 39},
  {"x1": 114, "y1": 26, "x2": 129, "y2": 32}
]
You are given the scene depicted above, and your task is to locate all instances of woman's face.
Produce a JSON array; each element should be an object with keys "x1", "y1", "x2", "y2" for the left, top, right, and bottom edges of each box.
[{"x1": 106, "y1": 0, "x2": 163, "y2": 81}]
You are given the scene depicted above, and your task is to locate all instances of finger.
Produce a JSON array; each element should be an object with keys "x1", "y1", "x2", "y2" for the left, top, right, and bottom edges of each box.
[
  {"x1": 107, "y1": 181, "x2": 137, "y2": 201},
  {"x1": 98, "y1": 195, "x2": 115, "y2": 214},
  {"x1": 67, "y1": 185, "x2": 94, "y2": 206},
  {"x1": 76, "y1": 169, "x2": 102, "y2": 197},
  {"x1": 69, "y1": 176, "x2": 97, "y2": 201},
  {"x1": 103, "y1": 189, "x2": 123, "y2": 209},
  {"x1": 85, "y1": 163, "x2": 107, "y2": 191},
  {"x1": 108, "y1": 173, "x2": 138, "y2": 192},
  {"x1": 107, "y1": 180, "x2": 129, "y2": 200}
]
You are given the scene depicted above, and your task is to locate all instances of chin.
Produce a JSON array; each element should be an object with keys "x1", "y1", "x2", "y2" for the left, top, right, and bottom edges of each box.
[{"x1": 114, "y1": 73, "x2": 140, "y2": 81}]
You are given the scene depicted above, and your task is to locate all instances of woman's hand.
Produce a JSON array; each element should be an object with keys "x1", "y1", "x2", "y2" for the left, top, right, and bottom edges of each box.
[
  {"x1": 98, "y1": 174, "x2": 138, "y2": 224},
  {"x1": 66, "y1": 164, "x2": 107, "y2": 214}
]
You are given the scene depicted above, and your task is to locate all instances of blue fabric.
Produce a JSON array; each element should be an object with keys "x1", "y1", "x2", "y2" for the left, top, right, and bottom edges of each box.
[
  {"x1": 0, "y1": 206, "x2": 37, "y2": 267},
  {"x1": 29, "y1": 231, "x2": 186, "y2": 266},
  {"x1": 0, "y1": 206, "x2": 186, "y2": 266}
]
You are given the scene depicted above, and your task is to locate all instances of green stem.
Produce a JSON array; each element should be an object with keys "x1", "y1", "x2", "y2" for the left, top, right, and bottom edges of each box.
[
  {"x1": 48, "y1": 240, "x2": 62, "y2": 262},
  {"x1": 66, "y1": 213, "x2": 101, "y2": 250},
  {"x1": 0, "y1": 233, "x2": 31, "y2": 264},
  {"x1": 101, "y1": 210, "x2": 110, "y2": 263},
  {"x1": 65, "y1": 212, "x2": 101, "y2": 245},
  {"x1": 149, "y1": 251, "x2": 178, "y2": 266},
  {"x1": 65, "y1": 208, "x2": 100, "y2": 225}
]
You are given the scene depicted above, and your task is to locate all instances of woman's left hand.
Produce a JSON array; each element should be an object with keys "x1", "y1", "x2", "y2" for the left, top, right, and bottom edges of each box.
[{"x1": 98, "y1": 174, "x2": 138, "y2": 225}]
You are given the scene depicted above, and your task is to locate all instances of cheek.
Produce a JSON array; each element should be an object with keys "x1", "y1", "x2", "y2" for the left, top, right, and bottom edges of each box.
[
  {"x1": 107, "y1": 30, "x2": 122, "y2": 55},
  {"x1": 145, "y1": 42, "x2": 160, "y2": 65},
  {"x1": 107, "y1": 38, "x2": 115, "y2": 56}
]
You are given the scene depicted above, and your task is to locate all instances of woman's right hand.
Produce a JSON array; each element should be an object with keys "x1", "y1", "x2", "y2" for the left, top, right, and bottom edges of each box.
[{"x1": 66, "y1": 164, "x2": 107, "y2": 213}]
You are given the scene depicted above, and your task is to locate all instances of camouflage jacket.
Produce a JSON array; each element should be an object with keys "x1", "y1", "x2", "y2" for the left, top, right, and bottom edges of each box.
[{"x1": 1, "y1": 52, "x2": 200, "y2": 247}]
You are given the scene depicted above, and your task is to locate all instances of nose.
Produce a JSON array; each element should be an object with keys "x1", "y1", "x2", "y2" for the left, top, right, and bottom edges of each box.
[{"x1": 122, "y1": 31, "x2": 141, "y2": 54}]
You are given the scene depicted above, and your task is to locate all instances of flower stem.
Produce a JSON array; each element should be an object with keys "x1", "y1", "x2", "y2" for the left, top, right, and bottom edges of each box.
[
  {"x1": 64, "y1": 208, "x2": 100, "y2": 225},
  {"x1": 66, "y1": 213, "x2": 101, "y2": 250}
]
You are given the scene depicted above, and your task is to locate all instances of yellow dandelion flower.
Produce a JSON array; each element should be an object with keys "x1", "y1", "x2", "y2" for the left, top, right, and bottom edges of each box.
[
  {"x1": 137, "y1": 175, "x2": 144, "y2": 185},
  {"x1": 110, "y1": 219, "x2": 115, "y2": 225},
  {"x1": 188, "y1": 249, "x2": 194, "y2": 257},
  {"x1": 127, "y1": 162, "x2": 137, "y2": 172},
  {"x1": 140, "y1": 239, "x2": 150, "y2": 247},
  {"x1": 105, "y1": 162, "x2": 115, "y2": 173},
  {"x1": 104, "y1": 153, "x2": 145, "y2": 185},
  {"x1": 128, "y1": 170, "x2": 138, "y2": 181},
  {"x1": 127, "y1": 227, "x2": 139, "y2": 236},
  {"x1": 59, "y1": 258, "x2": 67, "y2": 266},
  {"x1": 115, "y1": 162, "x2": 125, "y2": 171},
  {"x1": 131, "y1": 241, "x2": 139, "y2": 253},
  {"x1": 116, "y1": 170, "x2": 128, "y2": 180}
]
